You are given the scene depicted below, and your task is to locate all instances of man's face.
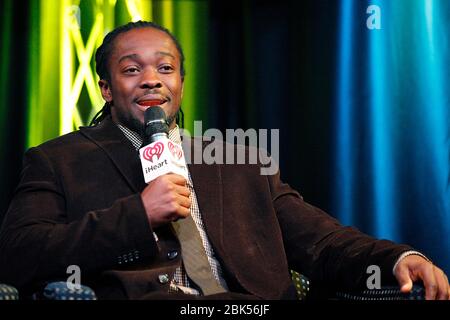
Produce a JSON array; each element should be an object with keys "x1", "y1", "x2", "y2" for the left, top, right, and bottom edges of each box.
[{"x1": 99, "y1": 27, "x2": 184, "y2": 133}]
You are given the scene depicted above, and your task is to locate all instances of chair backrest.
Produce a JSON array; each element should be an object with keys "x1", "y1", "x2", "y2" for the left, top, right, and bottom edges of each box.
[
  {"x1": 290, "y1": 270, "x2": 310, "y2": 300},
  {"x1": 33, "y1": 281, "x2": 97, "y2": 300}
]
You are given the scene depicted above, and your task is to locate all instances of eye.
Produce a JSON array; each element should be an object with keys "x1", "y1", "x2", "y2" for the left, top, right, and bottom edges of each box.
[
  {"x1": 124, "y1": 66, "x2": 140, "y2": 74},
  {"x1": 159, "y1": 65, "x2": 174, "y2": 73}
]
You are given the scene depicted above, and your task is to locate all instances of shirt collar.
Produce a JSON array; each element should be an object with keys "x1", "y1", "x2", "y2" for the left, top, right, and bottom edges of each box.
[{"x1": 116, "y1": 123, "x2": 182, "y2": 151}]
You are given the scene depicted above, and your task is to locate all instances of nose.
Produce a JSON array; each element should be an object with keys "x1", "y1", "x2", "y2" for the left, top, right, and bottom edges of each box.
[{"x1": 140, "y1": 68, "x2": 162, "y2": 89}]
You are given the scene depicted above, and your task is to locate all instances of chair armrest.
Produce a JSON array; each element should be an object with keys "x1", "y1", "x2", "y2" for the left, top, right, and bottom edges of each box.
[
  {"x1": 334, "y1": 285, "x2": 425, "y2": 300},
  {"x1": 0, "y1": 283, "x2": 19, "y2": 300},
  {"x1": 291, "y1": 270, "x2": 425, "y2": 300}
]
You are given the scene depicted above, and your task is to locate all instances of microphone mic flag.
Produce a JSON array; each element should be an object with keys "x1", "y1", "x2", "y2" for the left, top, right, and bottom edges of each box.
[{"x1": 139, "y1": 106, "x2": 188, "y2": 183}]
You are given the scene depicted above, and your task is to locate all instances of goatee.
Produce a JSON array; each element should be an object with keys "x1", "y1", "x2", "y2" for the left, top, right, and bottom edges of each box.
[{"x1": 113, "y1": 106, "x2": 178, "y2": 139}]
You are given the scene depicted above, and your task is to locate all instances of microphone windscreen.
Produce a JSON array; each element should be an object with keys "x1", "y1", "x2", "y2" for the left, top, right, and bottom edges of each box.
[
  {"x1": 144, "y1": 106, "x2": 169, "y2": 144},
  {"x1": 144, "y1": 106, "x2": 166, "y2": 126}
]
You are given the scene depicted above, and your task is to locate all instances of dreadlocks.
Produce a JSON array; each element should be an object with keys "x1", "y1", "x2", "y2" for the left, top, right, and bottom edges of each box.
[{"x1": 90, "y1": 21, "x2": 186, "y2": 127}]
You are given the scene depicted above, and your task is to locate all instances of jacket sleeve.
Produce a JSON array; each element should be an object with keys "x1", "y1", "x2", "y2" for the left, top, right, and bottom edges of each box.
[
  {"x1": 267, "y1": 169, "x2": 413, "y2": 291},
  {"x1": 0, "y1": 146, "x2": 158, "y2": 289}
]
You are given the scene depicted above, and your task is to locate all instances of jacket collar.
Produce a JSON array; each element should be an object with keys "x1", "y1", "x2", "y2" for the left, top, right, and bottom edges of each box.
[{"x1": 79, "y1": 117, "x2": 146, "y2": 193}]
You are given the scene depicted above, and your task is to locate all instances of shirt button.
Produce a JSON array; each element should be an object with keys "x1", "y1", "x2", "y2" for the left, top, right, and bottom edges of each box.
[
  {"x1": 167, "y1": 250, "x2": 178, "y2": 260},
  {"x1": 158, "y1": 274, "x2": 170, "y2": 284}
]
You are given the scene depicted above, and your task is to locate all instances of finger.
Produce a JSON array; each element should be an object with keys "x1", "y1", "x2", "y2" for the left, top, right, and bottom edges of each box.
[
  {"x1": 175, "y1": 205, "x2": 190, "y2": 219},
  {"x1": 166, "y1": 174, "x2": 187, "y2": 186},
  {"x1": 176, "y1": 193, "x2": 191, "y2": 209},
  {"x1": 420, "y1": 264, "x2": 438, "y2": 300},
  {"x1": 173, "y1": 184, "x2": 191, "y2": 197},
  {"x1": 395, "y1": 264, "x2": 413, "y2": 293},
  {"x1": 435, "y1": 269, "x2": 449, "y2": 300},
  {"x1": 446, "y1": 274, "x2": 450, "y2": 300}
]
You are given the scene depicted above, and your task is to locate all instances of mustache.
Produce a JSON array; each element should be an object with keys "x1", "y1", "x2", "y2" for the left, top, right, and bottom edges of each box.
[{"x1": 137, "y1": 89, "x2": 171, "y2": 102}]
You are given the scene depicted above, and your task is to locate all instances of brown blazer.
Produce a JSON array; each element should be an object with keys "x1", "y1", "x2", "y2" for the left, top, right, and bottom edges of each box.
[{"x1": 0, "y1": 117, "x2": 413, "y2": 299}]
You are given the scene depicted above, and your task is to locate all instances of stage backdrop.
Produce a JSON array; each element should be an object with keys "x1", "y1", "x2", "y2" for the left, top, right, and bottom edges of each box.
[{"x1": 0, "y1": 0, "x2": 449, "y2": 273}]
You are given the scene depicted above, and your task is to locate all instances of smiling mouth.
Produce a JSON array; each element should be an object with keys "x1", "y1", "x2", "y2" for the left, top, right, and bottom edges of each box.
[{"x1": 136, "y1": 99, "x2": 167, "y2": 107}]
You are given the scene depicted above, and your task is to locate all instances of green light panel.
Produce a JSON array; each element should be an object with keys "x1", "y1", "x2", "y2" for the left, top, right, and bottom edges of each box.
[{"x1": 25, "y1": 0, "x2": 209, "y2": 149}]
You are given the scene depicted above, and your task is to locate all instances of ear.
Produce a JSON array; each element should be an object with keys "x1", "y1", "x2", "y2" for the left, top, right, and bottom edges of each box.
[{"x1": 98, "y1": 79, "x2": 113, "y2": 102}]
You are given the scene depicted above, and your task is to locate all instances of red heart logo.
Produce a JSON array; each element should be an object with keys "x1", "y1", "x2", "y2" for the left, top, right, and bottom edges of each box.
[
  {"x1": 168, "y1": 141, "x2": 183, "y2": 160},
  {"x1": 143, "y1": 142, "x2": 164, "y2": 162}
]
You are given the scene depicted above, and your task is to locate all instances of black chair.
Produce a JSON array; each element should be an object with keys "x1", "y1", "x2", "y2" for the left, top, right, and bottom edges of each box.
[
  {"x1": 334, "y1": 285, "x2": 425, "y2": 300},
  {"x1": 0, "y1": 283, "x2": 19, "y2": 300},
  {"x1": 290, "y1": 270, "x2": 311, "y2": 300},
  {"x1": 32, "y1": 282, "x2": 97, "y2": 300}
]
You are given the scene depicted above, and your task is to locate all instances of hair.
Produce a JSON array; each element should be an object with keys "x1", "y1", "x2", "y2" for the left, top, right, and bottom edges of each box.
[{"x1": 90, "y1": 21, "x2": 185, "y2": 127}]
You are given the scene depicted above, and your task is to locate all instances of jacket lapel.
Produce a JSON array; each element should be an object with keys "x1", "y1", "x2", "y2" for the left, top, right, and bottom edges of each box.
[{"x1": 79, "y1": 117, "x2": 146, "y2": 193}]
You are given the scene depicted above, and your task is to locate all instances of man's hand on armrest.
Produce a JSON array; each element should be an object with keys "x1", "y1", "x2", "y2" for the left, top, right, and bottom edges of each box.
[{"x1": 393, "y1": 253, "x2": 449, "y2": 300}]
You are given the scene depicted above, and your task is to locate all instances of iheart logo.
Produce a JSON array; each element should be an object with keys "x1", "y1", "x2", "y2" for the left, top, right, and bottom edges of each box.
[
  {"x1": 143, "y1": 142, "x2": 164, "y2": 162},
  {"x1": 168, "y1": 141, "x2": 183, "y2": 160}
]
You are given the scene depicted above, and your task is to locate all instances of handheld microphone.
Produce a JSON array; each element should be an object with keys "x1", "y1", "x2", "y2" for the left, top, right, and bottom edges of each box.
[{"x1": 139, "y1": 107, "x2": 188, "y2": 183}]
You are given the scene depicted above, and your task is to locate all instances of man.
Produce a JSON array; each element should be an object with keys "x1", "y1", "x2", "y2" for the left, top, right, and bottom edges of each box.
[{"x1": 0, "y1": 21, "x2": 448, "y2": 300}]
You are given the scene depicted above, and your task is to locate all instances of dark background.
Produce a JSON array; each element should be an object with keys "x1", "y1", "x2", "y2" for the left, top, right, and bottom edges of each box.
[{"x1": 1, "y1": 0, "x2": 449, "y2": 273}]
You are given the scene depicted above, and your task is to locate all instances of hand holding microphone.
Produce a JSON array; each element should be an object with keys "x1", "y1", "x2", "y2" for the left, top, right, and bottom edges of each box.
[
  {"x1": 140, "y1": 173, "x2": 191, "y2": 228},
  {"x1": 139, "y1": 107, "x2": 191, "y2": 228}
]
